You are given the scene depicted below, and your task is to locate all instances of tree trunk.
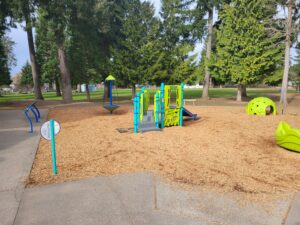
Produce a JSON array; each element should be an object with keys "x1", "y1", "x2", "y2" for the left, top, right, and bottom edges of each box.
[
  {"x1": 55, "y1": 77, "x2": 61, "y2": 97},
  {"x1": 236, "y1": 84, "x2": 247, "y2": 102},
  {"x1": 25, "y1": 16, "x2": 43, "y2": 100},
  {"x1": 209, "y1": 77, "x2": 214, "y2": 88},
  {"x1": 131, "y1": 84, "x2": 136, "y2": 99},
  {"x1": 85, "y1": 83, "x2": 91, "y2": 101},
  {"x1": 104, "y1": 83, "x2": 109, "y2": 100},
  {"x1": 202, "y1": 8, "x2": 213, "y2": 100},
  {"x1": 280, "y1": 1, "x2": 293, "y2": 112},
  {"x1": 77, "y1": 84, "x2": 81, "y2": 93},
  {"x1": 241, "y1": 84, "x2": 247, "y2": 99},
  {"x1": 58, "y1": 44, "x2": 73, "y2": 103}
]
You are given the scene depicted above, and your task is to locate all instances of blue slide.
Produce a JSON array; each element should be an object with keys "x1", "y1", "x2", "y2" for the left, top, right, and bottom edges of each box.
[{"x1": 182, "y1": 107, "x2": 198, "y2": 120}]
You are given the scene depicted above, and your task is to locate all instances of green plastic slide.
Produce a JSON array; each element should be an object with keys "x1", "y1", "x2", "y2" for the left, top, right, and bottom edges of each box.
[{"x1": 275, "y1": 121, "x2": 300, "y2": 153}]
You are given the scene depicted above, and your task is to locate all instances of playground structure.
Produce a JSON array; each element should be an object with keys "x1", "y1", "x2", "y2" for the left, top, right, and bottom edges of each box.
[
  {"x1": 275, "y1": 121, "x2": 300, "y2": 153},
  {"x1": 102, "y1": 75, "x2": 119, "y2": 114},
  {"x1": 246, "y1": 97, "x2": 277, "y2": 116},
  {"x1": 133, "y1": 83, "x2": 197, "y2": 133}
]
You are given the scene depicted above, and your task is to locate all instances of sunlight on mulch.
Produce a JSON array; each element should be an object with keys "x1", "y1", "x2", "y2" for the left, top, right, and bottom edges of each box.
[{"x1": 28, "y1": 102, "x2": 300, "y2": 202}]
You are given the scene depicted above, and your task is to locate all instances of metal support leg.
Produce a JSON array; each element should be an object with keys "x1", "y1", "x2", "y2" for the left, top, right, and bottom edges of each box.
[
  {"x1": 30, "y1": 106, "x2": 39, "y2": 123},
  {"x1": 24, "y1": 110, "x2": 33, "y2": 133},
  {"x1": 32, "y1": 104, "x2": 40, "y2": 119}
]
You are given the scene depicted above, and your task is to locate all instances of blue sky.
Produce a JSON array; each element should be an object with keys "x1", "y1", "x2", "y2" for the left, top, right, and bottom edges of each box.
[
  {"x1": 8, "y1": 23, "x2": 29, "y2": 76},
  {"x1": 7, "y1": 0, "x2": 297, "y2": 77}
]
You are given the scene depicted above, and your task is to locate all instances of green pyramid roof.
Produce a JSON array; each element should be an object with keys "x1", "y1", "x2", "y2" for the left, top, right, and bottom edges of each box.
[{"x1": 105, "y1": 75, "x2": 116, "y2": 81}]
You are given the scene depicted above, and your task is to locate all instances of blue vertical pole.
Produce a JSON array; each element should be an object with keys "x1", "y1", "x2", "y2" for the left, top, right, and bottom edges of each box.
[
  {"x1": 24, "y1": 110, "x2": 33, "y2": 133},
  {"x1": 109, "y1": 81, "x2": 113, "y2": 107},
  {"x1": 50, "y1": 120, "x2": 57, "y2": 176},
  {"x1": 155, "y1": 93, "x2": 159, "y2": 128},
  {"x1": 160, "y1": 83, "x2": 165, "y2": 129},
  {"x1": 179, "y1": 83, "x2": 184, "y2": 127}
]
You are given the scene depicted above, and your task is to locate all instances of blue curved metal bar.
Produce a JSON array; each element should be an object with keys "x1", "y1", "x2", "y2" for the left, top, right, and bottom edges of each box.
[
  {"x1": 24, "y1": 110, "x2": 33, "y2": 133},
  {"x1": 30, "y1": 106, "x2": 39, "y2": 123},
  {"x1": 32, "y1": 103, "x2": 40, "y2": 119}
]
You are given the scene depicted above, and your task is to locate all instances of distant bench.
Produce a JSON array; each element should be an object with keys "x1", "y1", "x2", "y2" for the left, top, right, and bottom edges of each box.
[
  {"x1": 23, "y1": 102, "x2": 41, "y2": 133},
  {"x1": 184, "y1": 99, "x2": 197, "y2": 106}
]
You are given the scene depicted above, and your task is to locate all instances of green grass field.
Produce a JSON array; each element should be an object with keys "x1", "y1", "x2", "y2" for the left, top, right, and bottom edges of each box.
[{"x1": 0, "y1": 88, "x2": 295, "y2": 105}]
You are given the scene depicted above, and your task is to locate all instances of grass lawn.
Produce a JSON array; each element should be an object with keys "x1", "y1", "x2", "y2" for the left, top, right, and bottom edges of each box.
[{"x1": 0, "y1": 87, "x2": 295, "y2": 105}]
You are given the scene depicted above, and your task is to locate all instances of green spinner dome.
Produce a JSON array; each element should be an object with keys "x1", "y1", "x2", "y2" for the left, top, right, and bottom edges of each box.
[{"x1": 246, "y1": 97, "x2": 277, "y2": 116}]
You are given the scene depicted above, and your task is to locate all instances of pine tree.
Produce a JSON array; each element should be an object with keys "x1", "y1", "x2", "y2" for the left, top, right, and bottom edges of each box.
[
  {"x1": 20, "y1": 61, "x2": 33, "y2": 86},
  {"x1": 35, "y1": 9, "x2": 61, "y2": 96},
  {"x1": 11, "y1": 0, "x2": 44, "y2": 100},
  {"x1": 67, "y1": 0, "x2": 104, "y2": 101},
  {"x1": 149, "y1": 0, "x2": 197, "y2": 85},
  {"x1": 0, "y1": 0, "x2": 13, "y2": 87},
  {"x1": 0, "y1": 41, "x2": 11, "y2": 86},
  {"x1": 212, "y1": 0, "x2": 284, "y2": 101},
  {"x1": 194, "y1": 0, "x2": 231, "y2": 99},
  {"x1": 110, "y1": 0, "x2": 159, "y2": 96},
  {"x1": 39, "y1": 0, "x2": 75, "y2": 103}
]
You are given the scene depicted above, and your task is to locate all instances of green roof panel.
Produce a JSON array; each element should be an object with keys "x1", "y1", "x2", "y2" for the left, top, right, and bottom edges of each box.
[{"x1": 105, "y1": 75, "x2": 116, "y2": 81}]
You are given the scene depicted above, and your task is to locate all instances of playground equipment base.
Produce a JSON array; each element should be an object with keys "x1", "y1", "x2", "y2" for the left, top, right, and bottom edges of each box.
[{"x1": 103, "y1": 104, "x2": 120, "y2": 114}]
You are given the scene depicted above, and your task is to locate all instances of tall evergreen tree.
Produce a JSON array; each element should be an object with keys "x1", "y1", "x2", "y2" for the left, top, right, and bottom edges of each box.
[
  {"x1": 11, "y1": 0, "x2": 44, "y2": 100},
  {"x1": 20, "y1": 61, "x2": 33, "y2": 86},
  {"x1": 67, "y1": 0, "x2": 104, "y2": 101},
  {"x1": 194, "y1": 0, "x2": 231, "y2": 99},
  {"x1": 149, "y1": 0, "x2": 197, "y2": 85},
  {"x1": 0, "y1": 0, "x2": 12, "y2": 87},
  {"x1": 35, "y1": 9, "x2": 61, "y2": 96},
  {"x1": 0, "y1": 41, "x2": 11, "y2": 86},
  {"x1": 2, "y1": 35, "x2": 16, "y2": 69},
  {"x1": 212, "y1": 0, "x2": 284, "y2": 101},
  {"x1": 110, "y1": 0, "x2": 159, "y2": 96},
  {"x1": 39, "y1": 0, "x2": 75, "y2": 103}
]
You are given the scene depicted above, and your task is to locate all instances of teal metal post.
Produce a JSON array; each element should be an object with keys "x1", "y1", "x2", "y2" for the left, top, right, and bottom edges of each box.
[
  {"x1": 160, "y1": 83, "x2": 165, "y2": 129},
  {"x1": 141, "y1": 86, "x2": 145, "y2": 94},
  {"x1": 134, "y1": 96, "x2": 139, "y2": 134},
  {"x1": 50, "y1": 120, "x2": 57, "y2": 175},
  {"x1": 179, "y1": 83, "x2": 184, "y2": 127}
]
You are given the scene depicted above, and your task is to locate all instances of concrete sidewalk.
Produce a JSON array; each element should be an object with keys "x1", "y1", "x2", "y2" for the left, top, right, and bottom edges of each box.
[
  {"x1": 13, "y1": 172, "x2": 300, "y2": 225},
  {"x1": 0, "y1": 109, "x2": 47, "y2": 225}
]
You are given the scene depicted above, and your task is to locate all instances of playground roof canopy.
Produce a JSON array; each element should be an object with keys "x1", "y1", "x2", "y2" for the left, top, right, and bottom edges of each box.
[{"x1": 105, "y1": 75, "x2": 116, "y2": 81}]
